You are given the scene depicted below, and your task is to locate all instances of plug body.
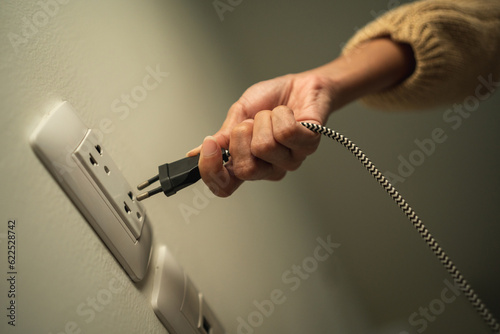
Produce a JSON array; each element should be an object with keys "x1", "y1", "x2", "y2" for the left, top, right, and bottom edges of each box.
[
  {"x1": 137, "y1": 149, "x2": 230, "y2": 201},
  {"x1": 159, "y1": 155, "x2": 200, "y2": 196}
]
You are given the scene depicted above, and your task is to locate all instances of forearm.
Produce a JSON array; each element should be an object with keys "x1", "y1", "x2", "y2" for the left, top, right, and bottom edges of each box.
[
  {"x1": 341, "y1": 0, "x2": 500, "y2": 110},
  {"x1": 308, "y1": 38, "x2": 415, "y2": 112}
]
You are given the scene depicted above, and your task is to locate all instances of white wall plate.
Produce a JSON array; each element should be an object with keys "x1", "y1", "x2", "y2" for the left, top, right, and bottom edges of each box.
[
  {"x1": 152, "y1": 246, "x2": 225, "y2": 334},
  {"x1": 30, "y1": 101, "x2": 152, "y2": 281}
]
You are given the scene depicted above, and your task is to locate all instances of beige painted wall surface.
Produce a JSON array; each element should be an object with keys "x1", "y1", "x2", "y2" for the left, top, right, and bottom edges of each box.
[
  {"x1": 0, "y1": 1, "x2": 369, "y2": 333},
  {"x1": 1, "y1": 1, "x2": 499, "y2": 334}
]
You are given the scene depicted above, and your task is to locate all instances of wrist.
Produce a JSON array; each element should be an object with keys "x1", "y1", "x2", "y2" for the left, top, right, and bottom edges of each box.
[{"x1": 308, "y1": 38, "x2": 415, "y2": 111}]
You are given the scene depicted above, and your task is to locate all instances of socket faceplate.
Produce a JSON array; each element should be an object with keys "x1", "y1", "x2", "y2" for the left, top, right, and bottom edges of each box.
[
  {"x1": 152, "y1": 246, "x2": 225, "y2": 334},
  {"x1": 30, "y1": 102, "x2": 152, "y2": 281},
  {"x1": 73, "y1": 130, "x2": 144, "y2": 240}
]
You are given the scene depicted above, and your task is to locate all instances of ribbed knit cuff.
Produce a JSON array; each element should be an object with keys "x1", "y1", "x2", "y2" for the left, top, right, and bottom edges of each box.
[{"x1": 343, "y1": 0, "x2": 500, "y2": 110}]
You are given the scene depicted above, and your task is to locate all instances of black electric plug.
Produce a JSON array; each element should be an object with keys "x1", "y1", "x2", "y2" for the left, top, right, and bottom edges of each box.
[{"x1": 136, "y1": 149, "x2": 230, "y2": 201}]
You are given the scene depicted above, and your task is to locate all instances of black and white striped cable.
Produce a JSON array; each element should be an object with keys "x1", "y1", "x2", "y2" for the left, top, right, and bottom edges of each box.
[{"x1": 300, "y1": 122, "x2": 500, "y2": 333}]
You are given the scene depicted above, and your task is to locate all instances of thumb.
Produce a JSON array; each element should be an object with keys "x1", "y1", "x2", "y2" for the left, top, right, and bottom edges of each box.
[{"x1": 198, "y1": 136, "x2": 241, "y2": 197}]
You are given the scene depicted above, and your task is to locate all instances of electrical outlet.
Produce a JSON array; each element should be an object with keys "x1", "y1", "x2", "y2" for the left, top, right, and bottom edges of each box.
[
  {"x1": 30, "y1": 102, "x2": 152, "y2": 281},
  {"x1": 152, "y1": 246, "x2": 225, "y2": 334},
  {"x1": 73, "y1": 133, "x2": 144, "y2": 240}
]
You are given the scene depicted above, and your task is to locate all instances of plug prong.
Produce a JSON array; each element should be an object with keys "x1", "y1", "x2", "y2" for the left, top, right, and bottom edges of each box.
[
  {"x1": 137, "y1": 174, "x2": 160, "y2": 190},
  {"x1": 136, "y1": 192, "x2": 149, "y2": 201},
  {"x1": 137, "y1": 148, "x2": 229, "y2": 201},
  {"x1": 136, "y1": 185, "x2": 163, "y2": 201}
]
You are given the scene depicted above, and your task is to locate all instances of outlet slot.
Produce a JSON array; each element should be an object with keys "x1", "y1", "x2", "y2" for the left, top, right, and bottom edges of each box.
[
  {"x1": 95, "y1": 144, "x2": 102, "y2": 155},
  {"x1": 104, "y1": 166, "x2": 110, "y2": 174},
  {"x1": 202, "y1": 316, "x2": 211, "y2": 334},
  {"x1": 89, "y1": 153, "x2": 98, "y2": 166},
  {"x1": 124, "y1": 202, "x2": 132, "y2": 214},
  {"x1": 128, "y1": 191, "x2": 134, "y2": 200}
]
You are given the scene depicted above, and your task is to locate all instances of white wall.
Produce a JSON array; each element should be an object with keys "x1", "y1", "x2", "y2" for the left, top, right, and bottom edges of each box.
[
  {"x1": 1, "y1": 1, "x2": 499, "y2": 334},
  {"x1": 0, "y1": 1, "x2": 370, "y2": 333}
]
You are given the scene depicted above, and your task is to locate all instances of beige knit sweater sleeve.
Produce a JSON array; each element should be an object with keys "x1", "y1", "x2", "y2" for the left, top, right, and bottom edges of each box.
[{"x1": 343, "y1": 0, "x2": 500, "y2": 110}]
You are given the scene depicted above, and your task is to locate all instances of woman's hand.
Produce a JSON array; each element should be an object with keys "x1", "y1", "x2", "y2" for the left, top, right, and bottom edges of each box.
[
  {"x1": 190, "y1": 38, "x2": 415, "y2": 197},
  {"x1": 190, "y1": 72, "x2": 337, "y2": 197}
]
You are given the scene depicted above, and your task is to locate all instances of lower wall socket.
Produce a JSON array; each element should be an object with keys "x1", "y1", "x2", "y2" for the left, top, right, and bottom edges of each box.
[{"x1": 152, "y1": 246, "x2": 225, "y2": 334}]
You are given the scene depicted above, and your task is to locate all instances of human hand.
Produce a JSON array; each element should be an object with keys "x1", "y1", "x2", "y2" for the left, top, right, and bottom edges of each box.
[
  {"x1": 189, "y1": 72, "x2": 338, "y2": 197},
  {"x1": 189, "y1": 38, "x2": 415, "y2": 197}
]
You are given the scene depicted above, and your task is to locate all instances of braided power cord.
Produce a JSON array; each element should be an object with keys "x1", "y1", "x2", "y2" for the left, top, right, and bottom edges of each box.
[{"x1": 300, "y1": 122, "x2": 500, "y2": 333}]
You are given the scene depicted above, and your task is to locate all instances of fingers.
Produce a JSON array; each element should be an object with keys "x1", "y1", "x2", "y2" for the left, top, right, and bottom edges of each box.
[
  {"x1": 272, "y1": 106, "x2": 321, "y2": 154},
  {"x1": 211, "y1": 76, "x2": 291, "y2": 147},
  {"x1": 198, "y1": 105, "x2": 320, "y2": 197},
  {"x1": 186, "y1": 144, "x2": 201, "y2": 157},
  {"x1": 229, "y1": 120, "x2": 286, "y2": 181},
  {"x1": 198, "y1": 136, "x2": 242, "y2": 197},
  {"x1": 252, "y1": 106, "x2": 321, "y2": 171},
  {"x1": 198, "y1": 118, "x2": 288, "y2": 197},
  {"x1": 251, "y1": 110, "x2": 292, "y2": 168}
]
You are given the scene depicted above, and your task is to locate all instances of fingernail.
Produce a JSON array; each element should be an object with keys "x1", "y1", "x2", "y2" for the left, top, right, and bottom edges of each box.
[{"x1": 202, "y1": 136, "x2": 218, "y2": 157}]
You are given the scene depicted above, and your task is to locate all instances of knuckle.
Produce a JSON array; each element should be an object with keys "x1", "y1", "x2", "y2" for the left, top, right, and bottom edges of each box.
[
  {"x1": 233, "y1": 160, "x2": 259, "y2": 180},
  {"x1": 274, "y1": 125, "x2": 297, "y2": 144},
  {"x1": 254, "y1": 109, "x2": 271, "y2": 118},
  {"x1": 250, "y1": 138, "x2": 276, "y2": 158},
  {"x1": 231, "y1": 121, "x2": 252, "y2": 138},
  {"x1": 273, "y1": 105, "x2": 292, "y2": 114}
]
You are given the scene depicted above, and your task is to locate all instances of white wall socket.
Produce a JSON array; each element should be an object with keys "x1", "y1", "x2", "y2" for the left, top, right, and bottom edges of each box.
[
  {"x1": 152, "y1": 246, "x2": 225, "y2": 334},
  {"x1": 30, "y1": 102, "x2": 152, "y2": 281},
  {"x1": 73, "y1": 132, "x2": 144, "y2": 240}
]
